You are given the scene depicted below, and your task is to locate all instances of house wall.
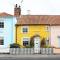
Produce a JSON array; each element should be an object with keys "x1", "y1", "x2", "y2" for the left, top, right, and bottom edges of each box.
[
  {"x1": 51, "y1": 26, "x2": 60, "y2": 48},
  {"x1": 16, "y1": 25, "x2": 49, "y2": 47},
  {"x1": 53, "y1": 48, "x2": 60, "y2": 54},
  {"x1": 0, "y1": 17, "x2": 16, "y2": 48}
]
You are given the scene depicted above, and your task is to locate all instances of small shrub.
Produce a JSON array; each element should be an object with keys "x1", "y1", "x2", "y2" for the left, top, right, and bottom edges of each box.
[
  {"x1": 44, "y1": 45, "x2": 51, "y2": 48},
  {"x1": 25, "y1": 46, "x2": 31, "y2": 48},
  {"x1": 10, "y1": 43, "x2": 20, "y2": 48}
]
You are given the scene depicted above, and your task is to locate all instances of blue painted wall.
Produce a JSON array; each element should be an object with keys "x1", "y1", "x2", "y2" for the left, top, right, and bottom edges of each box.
[{"x1": 0, "y1": 16, "x2": 16, "y2": 48}]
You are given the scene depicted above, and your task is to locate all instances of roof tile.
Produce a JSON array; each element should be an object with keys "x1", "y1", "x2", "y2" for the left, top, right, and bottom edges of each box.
[
  {"x1": 0, "y1": 12, "x2": 13, "y2": 17},
  {"x1": 17, "y1": 15, "x2": 60, "y2": 25}
]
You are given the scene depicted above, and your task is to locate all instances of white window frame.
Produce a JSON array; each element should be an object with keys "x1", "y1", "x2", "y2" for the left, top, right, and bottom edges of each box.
[
  {"x1": 22, "y1": 37, "x2": 30, "y2": 46},
  {"x1": 45, "y1": 26, "x2": 50, "y2": 32},
  {"x1": 21, "y1": 26, "x2": 29, "y2": 33}
]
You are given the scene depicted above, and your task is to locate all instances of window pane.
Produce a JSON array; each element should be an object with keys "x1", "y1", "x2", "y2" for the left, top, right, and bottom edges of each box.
[
  {"x1": 0, "y1": 37, "x2": 4, "y2": 45},
  {"x1": 0, "y1": 22, "x2": 4, "y2": 28},
  {"x1": 23, "y1": 38, "x2": 29, "y2": 46},
  {"x1": 23, "y1": 28, "x2": 28, "y2": 33},
  {"x1": 0, "y1": 40, "x2": 4, "y2": 45},
  {"x1": 23, "y1": 41, "x2": 28, "y2": 46}
]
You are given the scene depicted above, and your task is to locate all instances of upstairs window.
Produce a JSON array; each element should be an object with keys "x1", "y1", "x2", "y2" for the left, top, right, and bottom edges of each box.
[
  {"x1": 22, "y1": 26, "x2": 28, "y2": 33},
  {"x1": 0, "y1": 22, "x2": 4, "y2": 28},
  {"x1": 23, "y1": 28, "x2": 28, "y2": 32},
  {"x1": 45, "y1": 26, "x2": 50, "y2": 31}
]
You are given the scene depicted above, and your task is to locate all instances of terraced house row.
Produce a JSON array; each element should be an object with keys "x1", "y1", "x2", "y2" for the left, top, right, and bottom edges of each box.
[{"x1": 0, "y1": 4, "x2": 60, "y2": 53}]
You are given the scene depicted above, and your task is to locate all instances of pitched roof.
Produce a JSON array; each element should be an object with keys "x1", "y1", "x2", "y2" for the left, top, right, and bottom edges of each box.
[
  {"x1": 16, "y1": 15, "x2": 60, "y2": 25},
  {"x1": 0, "y1": 12, "x2": 13, "y2": 17}
]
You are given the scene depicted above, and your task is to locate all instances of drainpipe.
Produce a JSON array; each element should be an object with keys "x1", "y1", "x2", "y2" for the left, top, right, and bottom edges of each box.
[
  {"x1": 15, "y1": 25, "x2": 17, "y2": 44},
  {"x1": 49, "y1": 24, "x2": 51, "y2": 47}
]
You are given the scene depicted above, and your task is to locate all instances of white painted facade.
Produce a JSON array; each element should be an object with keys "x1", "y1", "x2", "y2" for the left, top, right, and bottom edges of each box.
[{"x1": 50, "y1": 26, "x2": 60, "y2": 48}]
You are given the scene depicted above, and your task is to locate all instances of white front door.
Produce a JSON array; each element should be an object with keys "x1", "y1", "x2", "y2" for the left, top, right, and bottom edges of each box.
[{"x1": 34, "y1": 37, "x2": 40, "y2": 53}]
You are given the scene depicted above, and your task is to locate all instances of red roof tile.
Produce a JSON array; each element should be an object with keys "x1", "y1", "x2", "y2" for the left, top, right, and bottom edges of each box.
[
  {"x1": 0, "y1": 12, "x2": 13, "y2": 17},
  {"x1": 16, "y1": 15, "x2": 60, "y2": 25}
]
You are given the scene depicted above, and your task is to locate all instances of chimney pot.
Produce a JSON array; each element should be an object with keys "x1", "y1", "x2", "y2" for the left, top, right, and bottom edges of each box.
[
  {"x1": 14, "y1": 4, "x2": 21, "y2": 17},
  {"x1": 19, "y1": 6, "x2": 20, "y2": 8},
  {"x1": 16, "y1": 4, "x2": 17, "y2": 7}
]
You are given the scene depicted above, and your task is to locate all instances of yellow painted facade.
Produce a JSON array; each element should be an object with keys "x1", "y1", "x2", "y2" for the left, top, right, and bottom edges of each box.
[{"x1": 16, "y1": 25, "x2": 49, "y2": 48}]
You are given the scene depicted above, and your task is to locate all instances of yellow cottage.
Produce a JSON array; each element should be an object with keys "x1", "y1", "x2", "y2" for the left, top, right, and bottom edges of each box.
[{"x1": 15, "y1": 15, "x2": 50, "y2": 48}]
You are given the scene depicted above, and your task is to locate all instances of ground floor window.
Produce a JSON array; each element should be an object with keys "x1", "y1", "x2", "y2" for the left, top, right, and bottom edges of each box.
[
  {"x1": 0, "y1": 22, "x2": 4, "y2": 28},
  {"x1": 23, "y1": 38, "x2": 29, "y2": 46},
  {"x1": 0, "y1": 37, "x2": 4, "y2": 45}
]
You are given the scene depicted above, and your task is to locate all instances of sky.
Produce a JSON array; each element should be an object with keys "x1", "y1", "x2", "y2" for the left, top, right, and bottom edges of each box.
[{"x1": 0, "y1": 0, "x2": 60, "y2": 15}]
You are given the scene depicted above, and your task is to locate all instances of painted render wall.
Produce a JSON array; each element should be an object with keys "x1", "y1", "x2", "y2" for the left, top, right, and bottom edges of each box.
[
  {"x1": 16, "y1": 25, "x2": 49, "y2": 47},
  {"x1": 51, "y1": 26, "x2": 60, "y2": 48},
  {"x1": 0, "y1": 16, "x2": 16, "y2": 48}
]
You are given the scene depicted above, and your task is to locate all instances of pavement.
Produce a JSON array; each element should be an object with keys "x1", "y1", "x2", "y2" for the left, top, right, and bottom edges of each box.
[
  {"x1": 0, "y1": 54, "x2": 60, "y2": 60},
  {"x1": 0, "y1": 54, "x2": 60, "y2": 58}
]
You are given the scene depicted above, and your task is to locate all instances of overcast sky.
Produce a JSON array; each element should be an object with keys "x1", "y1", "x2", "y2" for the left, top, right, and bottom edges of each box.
[{"x1": 0, "y1": 0, "x2": 60, "y2": 15}]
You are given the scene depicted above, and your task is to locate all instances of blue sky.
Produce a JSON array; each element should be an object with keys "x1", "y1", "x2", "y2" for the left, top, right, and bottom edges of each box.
[{"x1": 0, "y1": 0, "x2": 60, "y2": 15}]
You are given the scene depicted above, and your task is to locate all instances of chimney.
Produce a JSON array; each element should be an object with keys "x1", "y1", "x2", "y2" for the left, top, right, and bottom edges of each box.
[{"x1": 14, "y1": 4, "x2": 21, "y2": 17}]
